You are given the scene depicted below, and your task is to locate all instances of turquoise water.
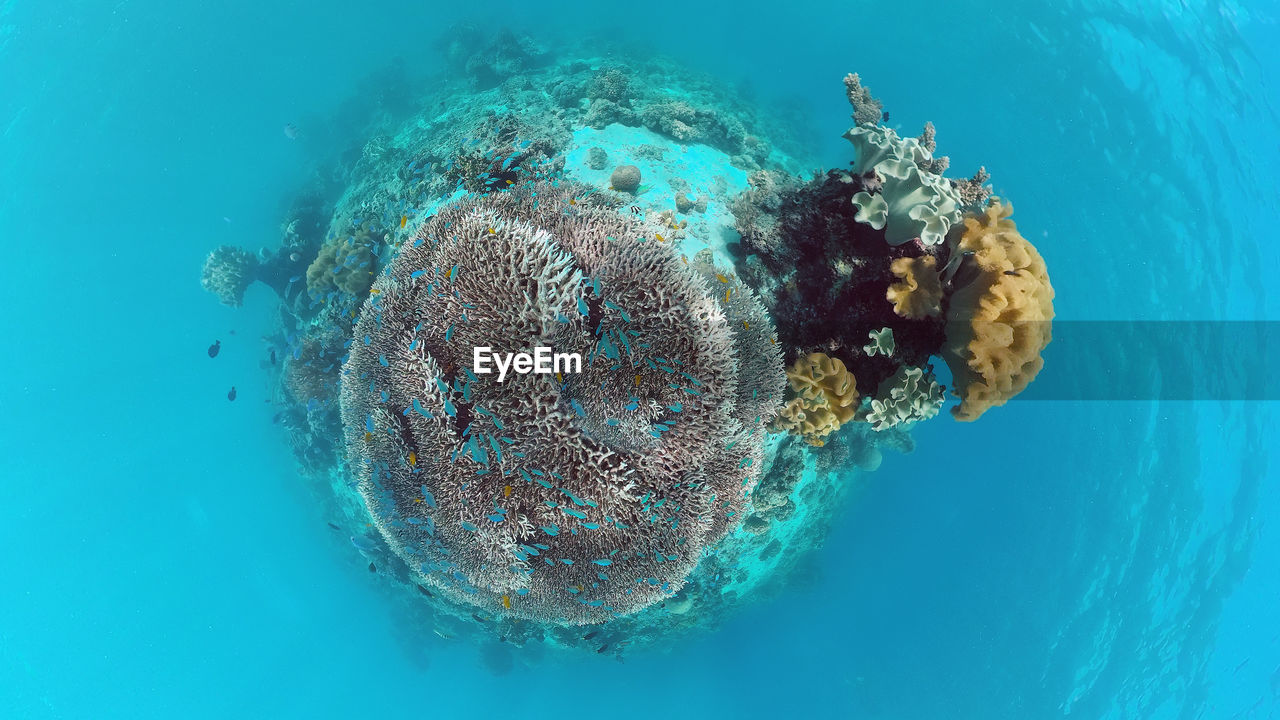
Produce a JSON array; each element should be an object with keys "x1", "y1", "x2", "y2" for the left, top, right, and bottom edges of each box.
[{"x1": 1, "y1": 1, "x2": 1277, "y2": 718}]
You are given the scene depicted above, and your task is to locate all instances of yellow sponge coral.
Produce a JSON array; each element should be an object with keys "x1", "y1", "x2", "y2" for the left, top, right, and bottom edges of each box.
[
  {"x1": 306, "y1": 227, "x2": 377, "y2": 297},
  {"x1": 887, "y1": 256, "x2": 943, "y2": 319},
  {"x1": 770, "y1": 352, "x2": 859, "y2": 446},
  {"x1": 942, "y1": 199, "x2": 1054, "y2": 421}
]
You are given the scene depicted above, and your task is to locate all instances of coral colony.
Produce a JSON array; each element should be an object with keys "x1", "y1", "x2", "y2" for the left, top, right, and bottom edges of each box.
[{"x1": 202, "y1": 34, "x2": 1053, "y2": 652}]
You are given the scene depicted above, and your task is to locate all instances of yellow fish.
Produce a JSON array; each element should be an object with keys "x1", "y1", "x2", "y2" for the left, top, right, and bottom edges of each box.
[
  {"x1": 743, "y1": 320, "x2": 750, "y2": 329},
  {"x1": 408, "y1": 451, "x2": 417, "y2": 466},
  {"x1": 488, "y1": 227, "x2": 495, "y2": 234},
  {"x1": 400, "y1": 215, "x2": 407, "y2": 228},
  {"x1": 370, "y1": 288, "x2": 381, "y2": 295},
  {"x1": 716, "y1": 273, "x2": 729, "y2": 284},
  {"x1": 504, "y1": 484, "x2": 512, "y2": 498},
  {"x1": 634, "y1": 374, "x2": 642, "y2": 387},
  {"x1": 769, "y1": 336, "x2": 777, "y2": 345},
  {"x1": 555, "y1": 371, "x2": 563, "y2": 384},
  {"x1": 655, "y1": 233, "x2": 665, "y2": 242},
  {"x1": 569, "y1": 198, "x2": 577, "y2": 206},
  {"x1": 363, "y1": 431, "x2": 373, "y2": 442},
  {"x1": 502, "y1": 595, "x2": 512, "y2": 609},
  {"x1": 724, "y1": 289, "x2": 732, "y2": 302}
]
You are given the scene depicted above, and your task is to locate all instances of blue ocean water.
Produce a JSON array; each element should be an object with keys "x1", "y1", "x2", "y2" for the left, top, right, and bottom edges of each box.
[{"x1": 1, "y1": 1, "x2": 1277, "y2": 718}]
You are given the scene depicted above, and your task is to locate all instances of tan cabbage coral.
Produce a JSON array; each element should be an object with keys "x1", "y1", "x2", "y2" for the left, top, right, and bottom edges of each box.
[
  {"x1": 887, "y1": 256, "x2": 943, "y2": 319},
  {"x1": 771, "y1": 353, "x2": 859, "y2": 446},
  {"x1": 942, "y1": 199, "x2": 1054, "y2": 421},
  {"x1": 306, "y1": 226, "x2": 377, "y2": 297}
]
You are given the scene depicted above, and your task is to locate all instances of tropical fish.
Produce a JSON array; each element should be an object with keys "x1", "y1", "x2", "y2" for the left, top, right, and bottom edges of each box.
[
  {"x1": 283, "y1": 123, "x2": 298, "y2": 140},
  {"x1": 207, "y1": 340, "x2": 221, "y2": 358},
  {"x1": 417, "y1": 584, "x2": 435, "y2": 598},
  {"x1": 501, "y1": 594, "x2": 512, "y2": 609},
  {"x1": 226, "y1": 386, "x2": 237, "y2": 401},
  {"x1": 400, "y1": 215, "x2": 407, "y2": 228}
]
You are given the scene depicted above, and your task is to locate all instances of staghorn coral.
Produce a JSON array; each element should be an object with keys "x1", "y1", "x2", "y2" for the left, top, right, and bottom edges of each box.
[
  {"x1": 864, "y1": 365, "x2": 945, "y2": 431},
  {"x1": 943, "y1": 199, "x2": 1055, "y2": 421},
  {"x1": 341, "y1": 179, "x2": 783, "y2": 624},
  {"x1": 201, "y1": 246, "x2": 259, "y2": 307},
  {"x1": 887, "y1": 255, "x2": 943, "y2": 319},
  {"x1": 770, "y1": 352, "x2": 859, "y2": 447},
  {"x1": 306, "y1": 227, "x2": 377, "y2": 298}
]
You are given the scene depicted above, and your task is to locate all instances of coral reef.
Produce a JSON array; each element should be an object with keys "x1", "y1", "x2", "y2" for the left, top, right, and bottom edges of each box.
[
  {"x1": 770, "y1": 353, "x2": 859, "y2": 447},
  {"x1": 942, "y1": 200, "x2": 1055, "y2": 420},
  {"x1": 201, "y1": 246, "x2": 259, "y2": 307},
  {"x1": 887, "y1": 256, "x2": 943, "y2": 319},
  {"x1": 341, "y1": 179, "x2": 783, "y2": 624},
  {"x1": 198, "y1": 48, "x2": 1058, "y2": 652},
  {"x1": 731, "y1": 73, "x2": 1055, "y2": 434}
]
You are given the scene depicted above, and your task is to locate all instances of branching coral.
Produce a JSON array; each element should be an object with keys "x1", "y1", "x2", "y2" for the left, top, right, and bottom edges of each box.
[
  {"x1": 887, "y1": 256, "x2": 943, "y2": 319},
  {"x1": 201, "y1": 246, "x2": 259, "y2": 307},
  {"x1": 770, "y1": 353, "x2": 859, "y2": 446},
  {"x1": 306, "y1": 227, "x2": 377, "y2": 297},
  {"x1": 864, "y1": 365, "x2": 944, "y2": 431},
  {"x1": 843, "y1": 72, "x2": 883, "y2": 126},
  {"x1": 341, "y1": 179, "x2": 782, "y2": 624},
  {"x1": 942, "y1": 199, "x2": 1054, "y2": 421}
]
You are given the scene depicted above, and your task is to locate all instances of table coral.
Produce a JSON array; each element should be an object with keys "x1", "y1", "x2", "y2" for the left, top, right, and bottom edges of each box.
[
  {"x1": 201, "y1": 246, "x2": 259, "y2": 307},
  {"x1": 942, "y1": 199, "x2": 1055, "y2": 421},
  {"x1": 341, "y1": 179, "x2": 782, "y2": 624}
]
